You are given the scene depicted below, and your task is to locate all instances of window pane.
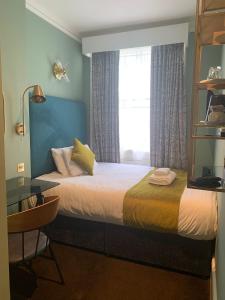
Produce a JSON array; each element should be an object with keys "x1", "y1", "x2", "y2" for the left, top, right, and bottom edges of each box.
[{"x1": 119, "y1": 47, "x2": 151, "y2": 165}]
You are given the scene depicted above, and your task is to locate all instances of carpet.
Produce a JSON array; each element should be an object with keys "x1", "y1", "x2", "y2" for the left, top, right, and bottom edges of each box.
[{"x1": 31, "y1": 243, "x2": 209, "y2": 300}]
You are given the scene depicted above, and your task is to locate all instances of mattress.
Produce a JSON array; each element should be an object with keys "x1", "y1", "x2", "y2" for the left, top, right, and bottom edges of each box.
[{"x1": 38, "y1": 163, "x2": 217, "y2": 240}]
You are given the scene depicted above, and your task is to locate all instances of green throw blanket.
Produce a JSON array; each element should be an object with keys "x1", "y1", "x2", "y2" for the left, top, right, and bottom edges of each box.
[{"x1": 123, "y1": 169, "x2": 187, "y2": 233}]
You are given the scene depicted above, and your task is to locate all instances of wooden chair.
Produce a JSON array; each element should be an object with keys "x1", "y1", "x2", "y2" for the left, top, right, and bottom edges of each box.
[{"x1": 8, "y1": 196, "x2": 64, "y2": 286}]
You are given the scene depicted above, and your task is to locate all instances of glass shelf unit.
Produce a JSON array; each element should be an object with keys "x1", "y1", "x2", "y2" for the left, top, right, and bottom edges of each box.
[
  {"x1": 204, "y1": 0, "x2": 225, "y2": 12},
  {"x1": 193, "y1": 123, "x2": 225, "y2": 128},
  {"x1": 192, "y1": 135, "x2": 225, "y2": 140},
  {"x1": 197, "y1": 79, "x2": 225, "y2": 90},
  {"x1": 200, "y1": 13, "x2": 225, "y2": 45},
  {"x1": 188, "y1": 0, "x2": 225, "y2": 192}
]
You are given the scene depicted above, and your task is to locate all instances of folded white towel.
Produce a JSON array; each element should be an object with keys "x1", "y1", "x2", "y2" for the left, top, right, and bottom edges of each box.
[
  {"x1": 149, "y1": 171, "x2": 176, "y2": 186},
  {"x1": 154, "y1": 168, "x2": 170, "y2": 176}
]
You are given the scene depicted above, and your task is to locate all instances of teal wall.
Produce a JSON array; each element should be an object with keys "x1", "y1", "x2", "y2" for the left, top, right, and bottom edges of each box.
[
  {"x1": 0, "y1": 5, "x2": 86, "y2": 179},
  {"x1": 26, "y1": 10, "x2": 83, "y2": 101},
  {"x1": 0, "y1": 0, "x2": 29, "y2": 179},
  {"x1": 26, "y1": 10, "x2": 88, "y2": 174}
]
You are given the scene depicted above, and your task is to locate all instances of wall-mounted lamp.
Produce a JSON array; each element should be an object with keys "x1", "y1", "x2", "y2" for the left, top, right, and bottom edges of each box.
[
  {"x1": 15, "y1": 85, "x2": 46, "y2": 136},
  {"x1": 53, "y1": 61, "x2": 70, "y2": 82}
]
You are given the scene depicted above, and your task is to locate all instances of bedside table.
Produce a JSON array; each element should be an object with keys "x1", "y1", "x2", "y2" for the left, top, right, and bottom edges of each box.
[{"x1": 6, "y1": 177, "x2": 59, "y2": 213}]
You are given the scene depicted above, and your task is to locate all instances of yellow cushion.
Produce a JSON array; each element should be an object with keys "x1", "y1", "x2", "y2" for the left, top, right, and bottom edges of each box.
[{"x1": 71, "y1": 139, "x2": 95, "y2": 175}]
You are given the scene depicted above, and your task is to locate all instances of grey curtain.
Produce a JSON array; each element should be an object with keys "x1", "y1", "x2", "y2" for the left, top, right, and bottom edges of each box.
[
  {"x1": 150, "y1": 43, "x2": 187, "y2": 169},
  {"x1": 91, "y1": 51, "x2": 120, "y2": 162}
]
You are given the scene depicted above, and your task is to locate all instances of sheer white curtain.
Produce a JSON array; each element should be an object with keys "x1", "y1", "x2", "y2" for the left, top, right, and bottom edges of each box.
[{"x1": 119, "y1": 47, "x2": 151, "y2": 165}]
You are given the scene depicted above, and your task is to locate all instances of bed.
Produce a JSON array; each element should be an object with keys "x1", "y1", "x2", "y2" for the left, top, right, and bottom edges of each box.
[
  {"x1": 29, "y1": 96, "x2": 217, "y2": 278},
  {"x1": 38, "y1": 163, "x2": 217, "y2": 241}
]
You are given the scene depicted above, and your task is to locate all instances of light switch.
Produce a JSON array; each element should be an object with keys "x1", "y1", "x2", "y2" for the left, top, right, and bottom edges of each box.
[{"x1": 17, "y1": 163, "x2": 25, "y2": 173}]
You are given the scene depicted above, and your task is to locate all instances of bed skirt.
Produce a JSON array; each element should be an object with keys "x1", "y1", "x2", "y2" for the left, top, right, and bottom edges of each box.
[{"x1": 46, "y1": 214, "x2": 215, "y2": 278}]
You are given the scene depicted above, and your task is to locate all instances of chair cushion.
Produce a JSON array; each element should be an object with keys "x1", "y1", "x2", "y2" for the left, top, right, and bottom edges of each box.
[{"x1": 8, "y1": 230, "x2": 48, "y2": 264}]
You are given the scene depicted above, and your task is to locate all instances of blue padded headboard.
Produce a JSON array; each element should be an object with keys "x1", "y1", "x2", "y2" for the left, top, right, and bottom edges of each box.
[{"x1": 29, "y1": 95, "x2": 86, "y2": 178}]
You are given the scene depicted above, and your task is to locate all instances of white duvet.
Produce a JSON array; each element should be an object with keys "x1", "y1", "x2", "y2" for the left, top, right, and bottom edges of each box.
[{"x1": 38, "y1": 163, "x2": 217, "y2": 240}]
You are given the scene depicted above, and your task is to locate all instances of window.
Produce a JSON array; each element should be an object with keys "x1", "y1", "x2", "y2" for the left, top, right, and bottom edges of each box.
[{"x1": 119, "y1": 47, "x2": 151, "y2": 165}]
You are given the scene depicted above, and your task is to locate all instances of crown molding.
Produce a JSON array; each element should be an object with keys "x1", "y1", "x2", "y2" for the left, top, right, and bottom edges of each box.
[{"x1": 26, "y1": 1, "x2": 81, "y2": 43}]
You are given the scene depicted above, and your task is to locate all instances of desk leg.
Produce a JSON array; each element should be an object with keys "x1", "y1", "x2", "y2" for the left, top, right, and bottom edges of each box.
[{"x1": 18, "y1": 201, "x2": 22, "y2": 212}]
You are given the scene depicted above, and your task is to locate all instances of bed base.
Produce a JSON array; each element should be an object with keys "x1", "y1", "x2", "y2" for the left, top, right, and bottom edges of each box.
[{"x1": 46, "y1": 215, "x2": 215, "y2": 278}]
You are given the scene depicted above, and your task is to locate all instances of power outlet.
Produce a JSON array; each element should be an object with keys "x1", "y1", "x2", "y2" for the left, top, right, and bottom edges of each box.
[{"x1": 17, "y1": 163, "x2": 25, "y2": 173}]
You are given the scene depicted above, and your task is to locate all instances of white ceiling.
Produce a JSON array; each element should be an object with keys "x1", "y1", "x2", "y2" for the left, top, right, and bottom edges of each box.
[{"x1": 26, "y1": 0, "x2": 196, "y2": 40}]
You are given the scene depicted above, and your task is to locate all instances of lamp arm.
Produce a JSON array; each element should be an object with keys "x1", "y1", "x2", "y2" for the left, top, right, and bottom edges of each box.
[{"x1": 22, "y1": 85, "x2": 36, "y2": 136}]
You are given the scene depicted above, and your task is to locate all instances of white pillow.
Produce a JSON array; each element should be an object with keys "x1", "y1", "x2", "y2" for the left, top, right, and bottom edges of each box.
[
  {"x1": 52, "y1": 144, "x2": 97, "y2": 177},
  {"x1": 51, "y1": 147, "x2": 69, "y2": 176},
  {"x1": 62, "y1": 147, "x2": 84, "y2": 176}
]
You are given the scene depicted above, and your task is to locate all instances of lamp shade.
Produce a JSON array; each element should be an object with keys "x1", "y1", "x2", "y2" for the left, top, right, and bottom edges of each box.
[
  {"x1": 31, "y1": 85, "x2": 46, "y2": 103},
  {"x1": 15, "y1": 84, "x2": 46, "y2": 136}
]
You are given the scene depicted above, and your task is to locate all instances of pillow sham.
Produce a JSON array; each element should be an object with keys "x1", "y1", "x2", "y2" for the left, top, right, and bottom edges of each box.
[
  {"x1": 63, "y1": 147, "x2": 84, "y2": 177},
  {"x1": 51, "y1": 147, "x2": 69, "y2": 176},
  {"x1": 71, "y1": 139, "x2": 95, "y2": 175}
]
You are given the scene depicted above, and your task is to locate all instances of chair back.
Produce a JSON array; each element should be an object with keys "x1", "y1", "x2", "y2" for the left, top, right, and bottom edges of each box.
[{"x1": 8, "y1": 196, "x2": 59, "y2": 233}]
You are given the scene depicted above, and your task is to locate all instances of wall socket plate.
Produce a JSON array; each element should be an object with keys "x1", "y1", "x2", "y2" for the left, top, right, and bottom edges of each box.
[{"x1": 17, "y1": 163, "x2": 25, "y2": 173}]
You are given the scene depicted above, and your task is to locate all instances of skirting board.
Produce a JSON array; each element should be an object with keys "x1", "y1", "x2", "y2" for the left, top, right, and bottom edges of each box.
[{"x1": 211, "y1": 257, "x2": 217, "y2": 300}]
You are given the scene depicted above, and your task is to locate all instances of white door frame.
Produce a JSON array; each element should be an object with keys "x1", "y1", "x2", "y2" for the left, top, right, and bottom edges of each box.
[{"x1": 0, "y1": 52, "x2": 10, "y2": 300}]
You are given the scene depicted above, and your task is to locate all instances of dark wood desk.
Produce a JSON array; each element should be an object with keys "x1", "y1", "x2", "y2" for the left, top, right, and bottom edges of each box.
[{"x1": 6, "y1": 177, "x2": 59, "y2": 213}]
